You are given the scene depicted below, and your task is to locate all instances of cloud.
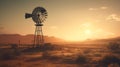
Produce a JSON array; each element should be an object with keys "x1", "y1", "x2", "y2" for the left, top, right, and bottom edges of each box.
[
  {"x1": 100, "y1": 6, "x2": 108, "y2": 10},
  {"x1": 106, "y1": 14, "x2": 120, "y2": 22},
  {"x1": 89, "y1": 6, "x2": 108, "y2": 11},
  {"x1": 81, "y1": 23, "x2": 91, "y2": 27},
  {"x1": 88, "y1": 8, "x2": 97, "y2": 11}
]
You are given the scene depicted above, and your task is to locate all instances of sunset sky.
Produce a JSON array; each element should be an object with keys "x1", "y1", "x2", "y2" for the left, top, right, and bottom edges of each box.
[{"x1": 0, "y1": 0, "x2": 120, "y2": 41}]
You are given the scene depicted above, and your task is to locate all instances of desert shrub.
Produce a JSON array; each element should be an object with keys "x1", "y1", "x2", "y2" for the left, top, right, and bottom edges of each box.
[
  {"x1": 11, "y1": 44, "x2": 18, "y2": 49},
  {"x1": 42, "y1": 51, "x2": 61, "y2": 60},
  {"x1": 34, "y1": 43, "x2": 58, "y2": 51},
  {"x1": 42, "y1": 51, "x2": 51, "y2": 58},
  {"x1": 22, "y1": 43, "x2": 54, "y2": 52},
  {"x1": 0, "y1": 62, "x2": 19, "y2": 67},
  {"x1": 75, "y1": 54, "x2": 88, "y2": 64},
  {"x1": 10, "y1": 44, "x2": 21, "y2": 55},
  {"x1": 83, "y1": 49, "x2": 91, "y2": 54},
  {"x1": 62, "y1": 58, "x2": 75, "y2": 64},
  {"x1": 99, "y1": 55, "x2": 120, "y2": 67},
  {"x1": 0, "y1": 52, "x2": 16, "y2": 60},
  {"x1": 93, "y1": 53, "x2": 102, "y2": 57},
  {"x1": 107, "y1": 42, "x2": 120, "y2": 53},
  {"x1": 43, "y1": 43, "x2": 54, "y2": 50},
  {"x1": 0, "y1": 64, "x2": 10, "y2": 67}
]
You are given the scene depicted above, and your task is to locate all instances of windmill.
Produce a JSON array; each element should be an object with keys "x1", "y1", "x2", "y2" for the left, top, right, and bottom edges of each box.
[{"x1": 25, "y1": 7, "x2": 48, "y2": 47}]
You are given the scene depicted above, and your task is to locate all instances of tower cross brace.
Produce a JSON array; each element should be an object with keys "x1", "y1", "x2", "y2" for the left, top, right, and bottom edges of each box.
[{"x1": 34, "y1": 24, "x2": 44, "y2": 47}]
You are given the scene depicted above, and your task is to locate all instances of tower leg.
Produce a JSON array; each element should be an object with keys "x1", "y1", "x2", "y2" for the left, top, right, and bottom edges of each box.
[{"x1": 33, "y1": 26, "x2": 44, "y2": 48}]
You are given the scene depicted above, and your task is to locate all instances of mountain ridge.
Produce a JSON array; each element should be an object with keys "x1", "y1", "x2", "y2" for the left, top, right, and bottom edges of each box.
[
  {"x1": 0, "y1": 34, "x2": 65, "y2": 44},
  {"x1": 0, "y1": 34, "x2": 120, "y2": 45}
]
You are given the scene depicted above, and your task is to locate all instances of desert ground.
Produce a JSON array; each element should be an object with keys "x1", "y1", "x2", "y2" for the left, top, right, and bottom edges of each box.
[{"x1": 0, "y1": 43, "x2": 120, "y2": 67}]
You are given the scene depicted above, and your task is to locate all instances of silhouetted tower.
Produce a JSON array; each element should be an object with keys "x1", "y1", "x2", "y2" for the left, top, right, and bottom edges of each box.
[
  {"x1": 25, "y1": 7, "x2": 48, "y2": 47},
  {"x1": 34, "y1": 23, "x2": 44, "y2": 46}
]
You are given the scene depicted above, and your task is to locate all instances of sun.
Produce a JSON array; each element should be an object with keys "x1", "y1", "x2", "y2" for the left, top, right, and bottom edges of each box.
[
  {"x1": 85, "y1": 29, "x2": 92, "y2": 35},
  {"x1": 83, "y1": 29, "x2": 93, "y2": 39}
]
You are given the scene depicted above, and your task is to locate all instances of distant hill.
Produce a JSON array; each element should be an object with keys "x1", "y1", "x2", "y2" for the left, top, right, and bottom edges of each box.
[
  {"x1": 0, "y1": 34, "x2": 120, "y2": 45},
  {"x1": 82, "y1": 37, "x2": 120, "y2": 44},
  {"x1": 0, "y1": 34, "x2": 65, "y2": 44}
]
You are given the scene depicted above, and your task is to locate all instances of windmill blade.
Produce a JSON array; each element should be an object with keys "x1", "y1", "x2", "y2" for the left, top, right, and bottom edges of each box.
[
  {"x1": 25, "y1": 13, "x2": 32, "y2": 19},
  {"x1": 31, "y1": 7, "x2": 48, "y2": 23},
  {"x1": 42, "y1": 12, "x2": 47, "y2": 15},
  {"x1": 45, "y1": 14, "x2": 48, "y2": 16}
]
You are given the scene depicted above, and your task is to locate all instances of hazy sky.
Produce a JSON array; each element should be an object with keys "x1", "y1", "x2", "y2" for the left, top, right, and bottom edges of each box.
[{"x1": 0, "y1": 0, "x2": 120, "y2": 41}]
